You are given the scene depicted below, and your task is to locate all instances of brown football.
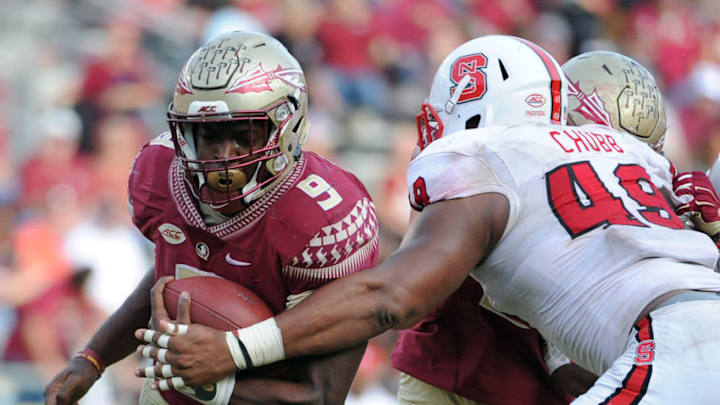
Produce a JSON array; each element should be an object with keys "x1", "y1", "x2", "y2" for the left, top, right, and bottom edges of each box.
[
  {"x1": 163, "y1": 276, "x2": 273, "y2": 331},
  {"x1": 163, "y1": 276, "x2": 293, "y2": 378}
]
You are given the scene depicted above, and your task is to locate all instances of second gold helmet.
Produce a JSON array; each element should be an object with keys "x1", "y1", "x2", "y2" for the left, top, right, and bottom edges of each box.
[{"x1": 562, "y1": 51, "x2": 666, "y2": 152}]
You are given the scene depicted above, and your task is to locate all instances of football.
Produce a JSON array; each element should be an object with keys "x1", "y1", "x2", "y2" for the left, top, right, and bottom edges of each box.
[
  {"x1": 163, "y1": 276, "x2": 273, "y2": 330},
  {"x1": 163, "y1": 276, "x2": 294, "y2": 378}
]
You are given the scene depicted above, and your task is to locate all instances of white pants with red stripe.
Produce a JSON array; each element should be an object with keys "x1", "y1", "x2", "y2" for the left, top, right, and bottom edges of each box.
[{"x1": 572, "y1": 299, "x2": 720, "y2": 405}]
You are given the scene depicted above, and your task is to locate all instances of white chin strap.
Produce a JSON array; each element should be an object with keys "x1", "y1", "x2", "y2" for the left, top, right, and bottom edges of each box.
[
  {"x1": 241, "y1": 163, "x2": 263, "y2": 204},
  {"x1": 444, "y1": 74, "x2": 473, "y2": 114},
  {"x1": 241, "y1": 126, "x2": 287, "y2": 204}
]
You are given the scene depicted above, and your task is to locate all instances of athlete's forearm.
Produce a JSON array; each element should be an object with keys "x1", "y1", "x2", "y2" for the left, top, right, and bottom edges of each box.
[
  {"x1": 275, "y1": 248, "x2": 469, "y2": 358},
  {"x1": 85, "y1": 268, "x2": 155, "y2": 366},
  {"x1": 275, "y1": 265, "x2": 407, "y2": 358}
]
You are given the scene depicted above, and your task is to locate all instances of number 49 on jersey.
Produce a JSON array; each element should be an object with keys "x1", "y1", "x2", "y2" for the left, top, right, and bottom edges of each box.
[{"x1": 546, "y1": 161, "x2": 683, "y2": 238}]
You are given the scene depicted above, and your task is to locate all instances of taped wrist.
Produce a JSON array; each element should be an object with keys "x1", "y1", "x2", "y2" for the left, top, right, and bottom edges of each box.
[{"x1": 225, "y1": 318, "x2": 285, "y2": 370}]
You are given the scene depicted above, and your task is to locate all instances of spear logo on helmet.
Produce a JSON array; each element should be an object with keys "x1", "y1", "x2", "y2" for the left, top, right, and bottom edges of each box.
[
  {"x1": 226, "y1": 64, "x2": 306, "y2": 95},
  {"x1": 567, "y1": 79, "x2": 612, "y2": 127},
  {"x1": 175, "y1": 71, "x2": 193, "y2": 96}
]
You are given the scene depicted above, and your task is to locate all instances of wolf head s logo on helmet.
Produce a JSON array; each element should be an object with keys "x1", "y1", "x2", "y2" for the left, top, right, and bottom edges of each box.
[{"x1": 450, "y1": 53, "x2": 488, "y2": 104}]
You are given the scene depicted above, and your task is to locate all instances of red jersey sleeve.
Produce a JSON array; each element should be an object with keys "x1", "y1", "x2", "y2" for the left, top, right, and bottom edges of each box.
[{"x1": 127, "y1": 132, "x2": 176, "y2": 241}]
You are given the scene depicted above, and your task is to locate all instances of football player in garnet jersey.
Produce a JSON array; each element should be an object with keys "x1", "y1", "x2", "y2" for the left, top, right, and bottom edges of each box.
[{"x1": 44, "y1": 31, "x2": 379, "y2": 405}]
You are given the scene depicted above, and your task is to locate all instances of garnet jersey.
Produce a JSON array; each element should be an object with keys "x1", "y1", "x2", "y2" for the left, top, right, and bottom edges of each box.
[
  {"x1": 391, "y1": 278, "x2": 570, "y2": 405},
  {"x1": 128, "y1": 132, "x2": 379, "y2": 404},
  {"x1": 407, "y1": 123, "x2": 720, "y2": 376}
]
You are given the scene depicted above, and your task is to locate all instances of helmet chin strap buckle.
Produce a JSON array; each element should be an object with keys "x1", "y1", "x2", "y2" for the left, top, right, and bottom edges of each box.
[{"x1": 445, "y1": 74, "x2": 473, "y2": 114}]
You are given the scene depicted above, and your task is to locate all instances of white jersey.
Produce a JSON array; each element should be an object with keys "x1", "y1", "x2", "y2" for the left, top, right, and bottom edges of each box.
[{"x1": 407, "y1": 122, "x2": 720, "y2": 376}]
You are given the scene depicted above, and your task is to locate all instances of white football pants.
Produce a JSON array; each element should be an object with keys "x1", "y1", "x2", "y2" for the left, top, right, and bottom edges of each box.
[{"x1": 573, "y1": 299, "x2": 720, "y2": 404}]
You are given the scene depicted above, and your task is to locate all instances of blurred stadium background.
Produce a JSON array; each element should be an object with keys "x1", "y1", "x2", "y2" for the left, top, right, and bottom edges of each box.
[{"x1": 1, "y1": 0, "x2": 719, "y2": 403}]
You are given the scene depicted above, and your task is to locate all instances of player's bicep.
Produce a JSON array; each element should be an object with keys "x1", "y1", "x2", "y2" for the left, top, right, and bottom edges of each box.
[
  {"x1": 385, "y1": 192, "x2": 510, "y2": 328},
  {"x1": 407, "y1": 149, "x2": 519, "y2": 237},
  {"x1": 406, "y1": 192, "x2": 509, "y2": 260}
]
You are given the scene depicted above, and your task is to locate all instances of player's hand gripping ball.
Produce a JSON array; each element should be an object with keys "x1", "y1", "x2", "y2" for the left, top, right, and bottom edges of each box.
[
  {"x1": 136, "y1": 276, "x2": 292, "y2": 405},
  {"x1": 163, "y1": 277, "x2": 291, "y2": 378}
]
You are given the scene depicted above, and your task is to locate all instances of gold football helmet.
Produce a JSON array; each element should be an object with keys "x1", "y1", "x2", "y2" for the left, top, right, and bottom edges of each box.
[
  {"x1": 167, "y1": 31, "x2": 309, "y2": 206},
  {"x1": 562, "y1": 51, "x2": 666, "y2": 152}
]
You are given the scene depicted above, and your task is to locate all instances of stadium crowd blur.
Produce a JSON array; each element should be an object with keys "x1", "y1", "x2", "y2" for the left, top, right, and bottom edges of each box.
[{"x1": 1, "y1": 0, "x2": 719, "y2": 403}]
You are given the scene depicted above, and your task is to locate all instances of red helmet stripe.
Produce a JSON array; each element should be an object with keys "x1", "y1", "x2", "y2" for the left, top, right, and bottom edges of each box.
[{"x1": 516, "y1": 38, "x2": 563, "y2": 124}]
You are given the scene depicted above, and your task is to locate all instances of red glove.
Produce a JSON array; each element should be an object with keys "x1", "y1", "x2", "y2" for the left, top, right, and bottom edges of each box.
[{"x1": 673, "y1": 171, "x2": 720, "y2": 238}]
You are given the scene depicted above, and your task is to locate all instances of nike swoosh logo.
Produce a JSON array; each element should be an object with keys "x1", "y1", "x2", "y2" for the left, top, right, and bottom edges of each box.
[{"x1": 226, "y1": 253, "x2": 251, "y2": 267}]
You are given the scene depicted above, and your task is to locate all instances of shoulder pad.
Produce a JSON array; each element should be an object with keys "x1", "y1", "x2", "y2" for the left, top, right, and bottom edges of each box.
[
  {"x1": 275, "y1": 153, "x2": 379, "y2": 292},
  {"x1": 407, "y1": 132, "x2": 513, "y2": 210},
  {"x1": 127, "y1": 132, "x2": 176, "y2": 239}
]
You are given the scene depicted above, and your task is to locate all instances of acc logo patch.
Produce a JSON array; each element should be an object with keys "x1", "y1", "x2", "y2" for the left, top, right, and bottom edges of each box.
[
  {"x1": 158, "y1": 223, "x2": 186, "y2": 245},
  {"x1": 525, "y1": 93, "x2": 546, "y2": 108}
]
